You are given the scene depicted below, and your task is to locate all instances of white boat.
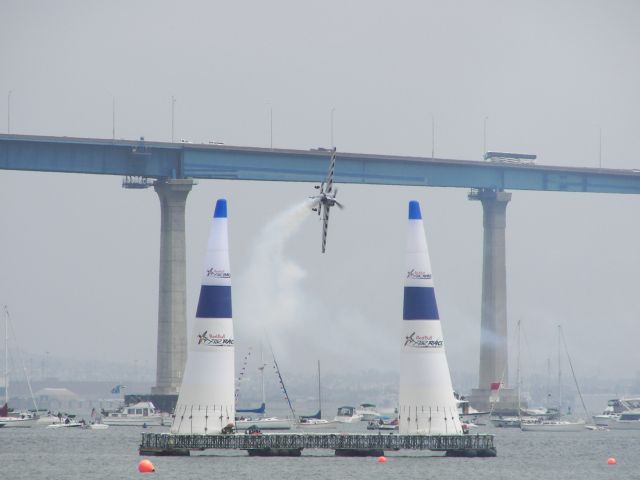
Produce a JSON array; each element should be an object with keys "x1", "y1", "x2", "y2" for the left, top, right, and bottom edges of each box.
[
  {"x1": 520, "y1": 419, "x2": 585, "y2": 432},
  {"x1": 593, "y1": 398, "x2": 640, "y2": 426},
  {"x1": 334, "y1": 406, "x2": 363, "y2": 423},
  {"x1": 297, "y1": 418, "x2": 337, "y2": 429},
  {"x1": 366, "y1": 418, "x2": 399, "y2": 431},
  {"x1": 36, "y1": 413, "x2": 64, "y2": 426},
  {"x1": 458, "y1": 398, "x2": 490, "y2": 425},
  {"x1": 296, "y1": 361, "x2": 337, "y2": 429},
  {"x1": 356, "y1": 403, "x2": 381, "y2": 421},
  {"x1": 0, "y1": 414, "x2": 38, "y2": 428},
  {"x1": 46, "y1": 420, "x2": 83, "y2": 429},
  {"x1": 235, "y1": 417, "x2": 292, "y2": 430},
  {"x1": 234, "y1": 347, "x2": 292, "y2": 431},
  {"x1": 490, "y1": 416, "x2": 521, "y2": 428},
  {"x1": 84, "y1": 422, "x2": 109, "y2": 430},
  {"x1": 1, "y1": 307, "x2": 39, "y2": 428},
  {"x1": 609, "y1": 411, "x2": 640, "y2": 430},
  {"x1": 102, "y1": 401, "x2": 167, "y2": 426}
]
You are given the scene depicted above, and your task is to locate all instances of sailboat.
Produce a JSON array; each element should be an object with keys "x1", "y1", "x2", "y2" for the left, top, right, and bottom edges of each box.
[
  {"x1": 520, "y1": 326, "x2": 585, "y2": 432},
  {"x1": 0, "y1": 306, "x2": 38, "y2": 428},
  {"x1": 235, "y1": 346, "x2": 292, "y2": 431},
  {"x1": 297, "y1": 361, "x2": 336, "y2": 429}
]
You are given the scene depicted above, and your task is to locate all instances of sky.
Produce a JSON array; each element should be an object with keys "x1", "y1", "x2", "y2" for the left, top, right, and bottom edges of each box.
[{"x1": 0, "y1": 0, "x2": 639, "y2": 389}]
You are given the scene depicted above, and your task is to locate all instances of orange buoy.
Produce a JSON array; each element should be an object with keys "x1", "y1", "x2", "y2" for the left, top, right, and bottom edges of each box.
[
  {"x1": 377, "y1": 456, "x2": 387, "y2": 463},
  {"x1": 138, "y1": 459, "x2": 156, "y2": 473},
  {"x1": 607, "y1": 457, "x2": 617, "y2": 465}
]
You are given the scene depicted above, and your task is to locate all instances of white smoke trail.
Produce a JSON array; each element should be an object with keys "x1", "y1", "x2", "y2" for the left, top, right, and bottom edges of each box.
[
  {"x1": 235, "y1": 198, "x2": 397, "y2": 377},
  {"x1": 235, "y1": 199, "x2": 316, "y2": 348}
]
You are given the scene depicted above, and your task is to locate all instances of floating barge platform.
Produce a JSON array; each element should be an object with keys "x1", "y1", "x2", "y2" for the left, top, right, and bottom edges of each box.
[{"x1": 139, "y1": 432, "x2": 496, "y2": 457}]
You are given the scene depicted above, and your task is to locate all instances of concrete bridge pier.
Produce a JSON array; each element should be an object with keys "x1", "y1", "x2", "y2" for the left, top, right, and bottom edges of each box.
[
  {"x1": 467, "y1": 188, "x2": 518, "y2": 413},
  {"x1": 151, "y1": 178, "x2": 195, "y2": 395}
]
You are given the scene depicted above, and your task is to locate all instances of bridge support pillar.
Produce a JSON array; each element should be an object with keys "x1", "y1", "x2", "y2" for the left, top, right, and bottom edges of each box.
[
  {"x1": 467, "y1": 189, "x2": 518, "y2": 413},
  {"x1": 151, "y1": 179, "x2": 195, "y2": 395}
]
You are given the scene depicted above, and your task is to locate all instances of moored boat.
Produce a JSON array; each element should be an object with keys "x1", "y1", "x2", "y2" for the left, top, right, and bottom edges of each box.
[
  {"x1": 46, "y1": 420, "x2": 83, "y2": 429},
  {"x1": 334, "y1": 406, "x2": 363, "y2": 423},
  {"x1": 297, "y1": 417, "x2": 337, "y2": 429},
  {"x1": 102, "y1": 401, "x2": 167, "y2": 426},
  {"x1": 520, "y1": 419, "x2": 585, "y2": 432},
  {"x1": 356, "y1": 403, "x2": 381, "y2": 421},
  {"x1": 490, "y1": 416, "x2": 521, "y2": 428},
  {"x1": 366, "y1": 417, "x2": 399, "y2": 431},
  {"x1": 593, "y1": 398, "x2": 640, "y2": 427},
  {"x1": 609, "y1": 410, "x2": 640, "y2": 430},
  {"x1": 235, "y1": 417, "x2": 292, "y2": 430}
]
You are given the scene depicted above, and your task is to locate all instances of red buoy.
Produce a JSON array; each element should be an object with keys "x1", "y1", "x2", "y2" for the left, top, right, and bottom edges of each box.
[
  {"x1": 607, "y1": 457, "x2": 617, "y2": 465},
  {"x1": 377, "y1": 456, "x2": 387, "y2": 463},
  {"x1": 138, "y1": 459, "x2": 156, "y2": 473}
]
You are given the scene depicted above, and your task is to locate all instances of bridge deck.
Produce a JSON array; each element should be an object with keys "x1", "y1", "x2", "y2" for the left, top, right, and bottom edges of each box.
[{"x1": 139, "y1": 432, "x2": 496, "y2": 457}]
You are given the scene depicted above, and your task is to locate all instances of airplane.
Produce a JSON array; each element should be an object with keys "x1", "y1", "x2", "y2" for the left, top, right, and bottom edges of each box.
[{"x1": 309, "y1": 147, "x2": 344, "y2": 253}]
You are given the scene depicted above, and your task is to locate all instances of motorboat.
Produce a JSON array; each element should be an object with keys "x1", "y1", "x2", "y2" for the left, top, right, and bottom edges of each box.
[
  {"x1": 334, "y1": 406, "x2": 363, "y2": 423},
  {"x1": 46, "y1": 419, "x2": 84, "y2": 429},
  {"x1": 235, "y1": 417, "x2": 292, "y2": 430},
  {"x1": 0, "y1": 416, "x2": 38, "y2": 428},
  {"x1": 84, "y1": 422, "x2": 109, "y2": 430},
  {"x1": 0, "y1": 406, "x2": 38, "y2": 428},
  {"x1": 458, "y1": 399, "x2": 490, "y2": 425},
  {"x1": 366, "y1": 417, "x2": 399, "y2": 431},
  {"x1": 609, "y1": 410, "x2": 640, "y2": 430},
  {"x1": 490, "y1": 416, "x2": 521, "y2": 428},
  {"x1": 297, "y1": 417, "x2": 337, "y2": 429},
  {"x1": 102, "y1": 401, "x2": 168, "y2": 426},
  {"x1": 593, "y1": 398, "x2": 640, "y2": 427},
  {"x1": 356, "y1": 403, "x2": 381, "y2": 421},
  {"x1": 37, "y1": 413, "x2": 64, "y2": 426},
  {"x1": 520, "y1": 419, "x2": 585, "y2": 432}
]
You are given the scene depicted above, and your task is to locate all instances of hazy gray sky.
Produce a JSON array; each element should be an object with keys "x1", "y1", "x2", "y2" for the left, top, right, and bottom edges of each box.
[{"x1": 1, "y1": 0, "x2": 639, "y2": 386}]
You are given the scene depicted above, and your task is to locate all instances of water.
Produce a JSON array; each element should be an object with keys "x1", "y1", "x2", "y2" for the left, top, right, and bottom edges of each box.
[{"x1": 2, "y1": 424, "x2": 638, "y2": 479}]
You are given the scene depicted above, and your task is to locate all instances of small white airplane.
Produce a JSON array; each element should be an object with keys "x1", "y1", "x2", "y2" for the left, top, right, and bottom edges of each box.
[{"x1": 310, "y1": 147, "x2": 344, "y2": 253}]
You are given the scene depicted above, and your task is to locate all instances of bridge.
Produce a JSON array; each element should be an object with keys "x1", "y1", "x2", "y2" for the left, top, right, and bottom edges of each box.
[{"x1": 2, "y1": 133, "x2": 639, "y2": 407}]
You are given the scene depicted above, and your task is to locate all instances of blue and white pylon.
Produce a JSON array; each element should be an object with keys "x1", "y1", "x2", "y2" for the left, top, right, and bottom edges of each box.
[
  {"x1": 399, "y1": 201, "x2": 462, "y2": 435},
  {"x1": 170, "y1": 199, "x2": 235, "y2": 435}
]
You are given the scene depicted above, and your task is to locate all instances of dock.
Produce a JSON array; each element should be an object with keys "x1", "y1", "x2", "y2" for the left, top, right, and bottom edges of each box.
[{"x1": 139, "y1": 432, "x2": 496, "y2": 457}]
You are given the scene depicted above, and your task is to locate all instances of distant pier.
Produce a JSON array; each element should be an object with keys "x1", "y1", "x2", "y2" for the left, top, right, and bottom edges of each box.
[{"x1": 139, "y1": 432, "x2": 496, "y2": 457}]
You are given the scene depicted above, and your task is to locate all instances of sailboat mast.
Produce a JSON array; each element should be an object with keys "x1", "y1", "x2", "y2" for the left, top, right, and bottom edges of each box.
[
  {"x1": 317, "y1": 360, "x2": 321, "y2": 416},
  {"x1": 4, "y1": 306, "x2": 7, "y2": 407},
  {"x1": 546, "y1": 358, "x2": 551, "y2": 408},
  {"x1": 557, "y1": 325, "x2": 562, "y2": 412},
  {"x1": 260, "y1": 347, "x2": 266, "y2": 407},
  {"x1": 517, "y1": 319, "x2": 521, "y2": 418}
]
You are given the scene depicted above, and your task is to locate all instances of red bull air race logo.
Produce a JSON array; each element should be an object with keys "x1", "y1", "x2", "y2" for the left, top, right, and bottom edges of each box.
[
  {"x1": 206, "y1": 268, "x2": 230, "y2": 279},
  {"x1": 404, "y1": 332, "x2": 443, "y2": 349},
  {"x1": 197, "y1": 330, "x2": 234, "y2": 347},
  {"x1": 407, "y1": 269, "x2": 431, "y2": 280}
]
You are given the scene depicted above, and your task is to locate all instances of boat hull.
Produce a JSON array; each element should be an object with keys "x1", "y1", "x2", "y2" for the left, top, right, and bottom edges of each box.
[
  {"x1": 609, "y1": 420, "x2": 640, "y2": 430},
  {"x1": 296, "y1": 420, "x2": 337, "y2": 429},
  {"x1": 521, "y1": 421, "x2": 585, "y2": 432},
  {"x1": 0, "y1": 417, "x2": 38, "y2": 428},
  {"x1": 103, "y1": 416, "x2": 166, "y2": 427},
  {"x1": 235, "y1": 418, "x2": 292, "y2": 430},
  {"x1": 46, "y1": 422, "x2": 83, "y2": 429},
  {"x1": 592, "y1": 414, "x2": 619, "y2": 427},
  {"x1": 333, "y1": 415, "x2": 363, "y2": 423},
  {"x1": 490, "y1": 417, "x2": 520, "y2": 428}
]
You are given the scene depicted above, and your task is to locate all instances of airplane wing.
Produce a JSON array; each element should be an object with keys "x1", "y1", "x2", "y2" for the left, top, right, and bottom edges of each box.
[
  {"x1": 321, "y1": 204, "x2": 330, "y2": 253},
  {"x1": 324, "y1": 147, "x2": 336, "y2": 194}
]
